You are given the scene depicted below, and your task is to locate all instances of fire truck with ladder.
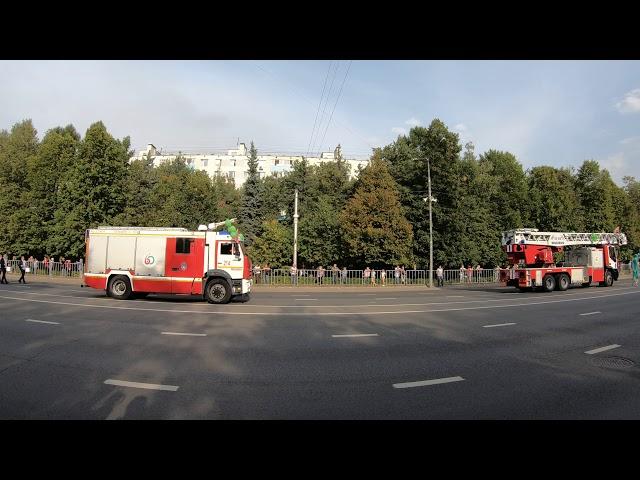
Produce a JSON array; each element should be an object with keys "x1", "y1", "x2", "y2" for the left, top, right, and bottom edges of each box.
[
  {"x1": 499, "y1": 229, "x2": 627, "y2": 292},
  {"x1": 83, "y1": 219, "x2": 252, "y2": 303}
]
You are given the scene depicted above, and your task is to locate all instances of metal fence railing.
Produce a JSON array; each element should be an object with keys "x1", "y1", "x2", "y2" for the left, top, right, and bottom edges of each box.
[
  {"x1": 251, "y1": 265, "x2": 633, "y2": 287},
  {"x1": 251, "y1": 268, "x2": 507, "y2": 287},
  {"x1": 4, "y1": 260, "x2": 84, "y2": 278}
]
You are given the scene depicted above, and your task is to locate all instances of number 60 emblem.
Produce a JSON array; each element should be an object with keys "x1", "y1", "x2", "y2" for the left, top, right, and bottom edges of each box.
[{"x1": 144, "y1": 255, "x2": 155, "y2": 266}]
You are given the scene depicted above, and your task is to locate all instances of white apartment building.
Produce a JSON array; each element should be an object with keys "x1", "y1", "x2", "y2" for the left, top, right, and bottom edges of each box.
[{"x1": 130, "y1": 143, "x2": 370, "y2": 188}]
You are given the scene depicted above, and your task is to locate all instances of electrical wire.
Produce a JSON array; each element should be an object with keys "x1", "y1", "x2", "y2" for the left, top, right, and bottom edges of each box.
[{"x1": 317, "y1": 60, "x2": 352, "y2": 156}]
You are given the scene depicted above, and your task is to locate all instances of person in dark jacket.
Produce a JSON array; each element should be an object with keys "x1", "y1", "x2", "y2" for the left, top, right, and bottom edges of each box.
[
  {"x1": 18, "y1": 256, "x2": 27, "y2": 284},
  {"x1": 0, "y1": 254, "x2": 8, "y2": 284}
]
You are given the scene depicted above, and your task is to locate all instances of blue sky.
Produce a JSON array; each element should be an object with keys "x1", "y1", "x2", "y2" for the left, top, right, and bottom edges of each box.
[{"x1": 0, "y1": 60, "x2": 638, "y2": 181}]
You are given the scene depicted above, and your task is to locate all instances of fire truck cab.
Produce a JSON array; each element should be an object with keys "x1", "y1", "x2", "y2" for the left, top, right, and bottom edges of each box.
[{"x1": 83, "y1": 221, "x2": 252, "y2": 304}]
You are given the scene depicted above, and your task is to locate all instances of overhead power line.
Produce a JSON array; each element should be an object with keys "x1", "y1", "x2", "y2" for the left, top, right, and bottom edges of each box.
[
  {"x1": 306, "y1": 61, "x2": 333, "y2": 158},
  {"x1": 312, "y1": 61, "x2": 340, "y2": 156},
  {"x1": 318, "y1": 60, "x2": 352, "y2": 156}
]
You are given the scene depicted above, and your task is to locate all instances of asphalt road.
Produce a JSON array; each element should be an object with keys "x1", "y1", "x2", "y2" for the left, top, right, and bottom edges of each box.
[{"x1": 0, "y1": 279, "x2": 639, "y2": 419}]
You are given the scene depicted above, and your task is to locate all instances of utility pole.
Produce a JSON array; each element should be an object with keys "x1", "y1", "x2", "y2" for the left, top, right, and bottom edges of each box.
[
  {"x1": 293, "y1": 189, "x2": 299, "y2": 269},
  {"x1": 423, "y1": 159, "x2": 437, "y2": 288},
  {"x1": 427, "y1": 158, "x2": 434, "y2": 289}
]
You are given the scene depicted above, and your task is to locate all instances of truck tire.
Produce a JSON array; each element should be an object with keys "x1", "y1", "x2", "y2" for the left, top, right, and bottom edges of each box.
[
  {"x1": 108, "y1": 275, "x2": 132, "y2": 300},
  {"x1": 542, "y1": 274, "x2": 556, "y2": 293},
  {"x1": 132, "y1": 292, "x2": 149, "y2": 299},
  {"x1": 600, "y1": 270, "x2": 613, "y2": 287},
  {"x1": 556, "y1": 273, "x2": 570, "y2": 291},
  {"x1": 205, "y1": 278, "x2": 232, "y2": 304}
]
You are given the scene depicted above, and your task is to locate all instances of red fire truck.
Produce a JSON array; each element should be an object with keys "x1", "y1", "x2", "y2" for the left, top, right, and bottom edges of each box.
[
  {"x1": 499, "y1": 229, "x2": 627, "y2": 292},
  {"x1": 83, "y1": 220, "x2": 252, "y2": 303}
]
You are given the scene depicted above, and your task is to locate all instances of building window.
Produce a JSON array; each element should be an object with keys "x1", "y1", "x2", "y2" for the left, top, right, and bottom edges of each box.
[
  {"x1": 228, "y1": 171, "x2": 235, "y2": 178},
  {"x1": 232, "y1": 159, "x2": 236, "y2": 167},
  {"x1": 202, "y1": 159, "x2": 208, "y2": 167},
  {"x1": 176, "y1": 238, "x2": 193, "y2": 254}
]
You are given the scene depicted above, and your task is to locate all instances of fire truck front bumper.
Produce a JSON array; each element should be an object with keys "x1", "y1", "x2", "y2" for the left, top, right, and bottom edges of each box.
[{"x1": 233, "y1": 279, "x2": 252, "y2": 295}]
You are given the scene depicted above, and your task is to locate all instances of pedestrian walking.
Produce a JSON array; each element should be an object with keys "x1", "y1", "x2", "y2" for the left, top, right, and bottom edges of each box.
[
  {"x1": 632, "y1": 253, "x2": 640, "y2": 288},
  {"x1": 316, "y1": 266, "x2": 325, "y2": 285},
  {"x1": 436, "y1": 265, "x2": 444, "y2": 287},
  {"x1": 371, "y1": 269, "x2": 377, "y2": 286},
  {"x1": 476, "y1": 264, "x2": 482, "y2": 282},
  {"x1": 341, "y1": 267, "x2": 348, "y2": 285},
  {"x1": 290, "y1": 265, "x2": 298, "y2": 286},
  {"x1": 466, "y1": 265, "x2": 473, "y2": 284},
  {"x1": 0, "y1": 253, "x2": 8, "y2": 284},
  {"x1": 380, "y1": 269, "x2": 386, "y2": 286},
  {"x1": 363, "y1": 267, "x2": 371, "y2": 285},
  {"x1": 332, "y1": 264, "x2": 339, "y2": 284},
  {"x1": 18, "y1": 256, "x2": 27, "y2": 283},
  {"x1": 394, "y1": 266, "x2": 400, "y2": 285},
  {"x1": 401, "y1": 266, "x2": 406, "y2": 284},
  {"x1": 459, "y1": 264, "x2": 465, "y2": 284},
  {"x1": 34, "y1": 258, "x2": 39, "y2": 275},
  {"x1": 263, "y1": 264, "x2": 271, "y2": 284}
]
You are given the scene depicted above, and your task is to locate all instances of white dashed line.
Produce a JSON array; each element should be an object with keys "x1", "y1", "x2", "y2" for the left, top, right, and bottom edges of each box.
[
  {"x1": 579, "y1": 311, "x2": 601, "y2": 316},
  {"x1": 584, "y1": 344, "x2": 621, "y2": 355},
  {"x1": 161, "y1": 332, "x2": 207, "y2": 337},
  {"x1": 295, "y1": 298, "x2": 318, "y2": 301},
  {"x1": 332, "y1": 333, "x2": 379, "y2": 338},
  {"x1": 482, "y1": 323, "x2": 516, "y2": 328},
  {"x1": 25, "y1": 319, "x2": 60, "y2": 325},
  {"x1": 393, "y1": 376, "x2": 465, "y2": 389},
  {"x1": 104, "y1": 379, "x2": 179, "y2": 391}
]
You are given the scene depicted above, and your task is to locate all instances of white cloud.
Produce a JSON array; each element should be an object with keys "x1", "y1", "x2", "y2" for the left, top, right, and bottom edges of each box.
[
  {"x1": 454, "y1": 123, "x2": 467, "y2": 132},
  {"x1": 404, "y1": 117, "x2": 421, "y2": 127},
  {"x1": 615, "y1": 88, "x2": 640, "y2": 114},
  {"x1": 391, "y1": 127, "x2": 407, "y2": 135}
]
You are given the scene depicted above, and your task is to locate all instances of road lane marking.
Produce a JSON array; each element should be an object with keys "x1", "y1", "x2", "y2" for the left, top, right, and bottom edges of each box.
[
  {"x1": 2, "y1": 286, "x2": 638, "y2": 309},
  {"x1": 393, "y1": 376, "x2": 465, "y2": 389},
  {"x1": 161, "y1": 332, "x2": 207, "y2": 337},
  {"x1": 580, "y1": 311, "x2": 602, "y2": 316},
  {"x1": 295, "y1": 298, "x2": 318, "y2": 301},
  {"x1": 358, "y1": 294, "x2": 376, "y2": 296},
  {"x1": 482, "y1": 322, "x2": 517, "y2": 328},
  {"x1": 584, "y1": 344, "x2": 621, "y2": 355},
  {"x1": 332, "y1": 333, "x2": 379, "y2": 338},
  {"x1": 25, "y1": 319, "x2": 60, "y2": 325},
  {"x1": 376, "y1": 298, "x2": 397, "y2": 300},
  {"x1": 0, "y1": 290, "x2": 638, "y2": 316},
  {"x1": 447, "y1": 295, "x2": 465, "y2": 298},
  {"x1": 104, "y1": 379, "x2": 179, "y2": 391}
]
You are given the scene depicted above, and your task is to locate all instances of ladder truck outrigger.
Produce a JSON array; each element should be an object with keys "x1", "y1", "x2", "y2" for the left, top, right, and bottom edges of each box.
[
  {"x1": 499, "y1": 229, "x2": 627, "y2": 292},
  {"x1": 83, "y1": 219, "x2": 253, "y2": 304}
]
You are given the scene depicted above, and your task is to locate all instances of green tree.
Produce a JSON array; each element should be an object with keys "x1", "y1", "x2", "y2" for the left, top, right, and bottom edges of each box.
[
  {"x1": 247, "y1": 219, "x2": 292, "y2": 267},
  {"x1": 239, "y1": 141, "x2": 263, "y2": 244},
  {"x1": 574, "y1": 160, "x2": 615, "y2": 231},
  {"x1": 50, "y1": 122, "x2": 131, "y2": 258},
  {"x1": 527, "y1": 166, "x2": 584, "y2": 232},
  {"x1": 340, "y1": 153, "x2": 413, "y2": 268}
]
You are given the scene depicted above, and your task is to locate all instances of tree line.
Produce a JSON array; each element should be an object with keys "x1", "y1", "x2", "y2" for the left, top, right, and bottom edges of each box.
[{"x1": 0, "y1": 118, "x2": 638, "y2": 267}]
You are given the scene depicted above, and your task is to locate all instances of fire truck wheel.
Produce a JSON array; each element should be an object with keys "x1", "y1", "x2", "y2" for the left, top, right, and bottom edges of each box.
[
  {"x1": 108, "y1": 275, "x2": 132, "y2": 300},
  {"x1": 600, "y1": 270, "x2": 614, "y2": 287},
  {"x1": 556, "y1": 273, "x2": 570, "y2": 291},
  {"x1": 132, "y1": 292, "x2": 149, "y2": 299},
  {"x1": 205, "y1": 278, "x2": 232, "y2": 304},
  {"x1": 542, "y1": 274, "x2": 556, "y2": 292}
]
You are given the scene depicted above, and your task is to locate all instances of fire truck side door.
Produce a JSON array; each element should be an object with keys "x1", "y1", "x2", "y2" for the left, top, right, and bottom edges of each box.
[
  {"x1": 165, "y1": 237, "x2": 205, "y2": 294},
  {"x1": 217, "y1": 240, "x2": 243, "y2": 277}
]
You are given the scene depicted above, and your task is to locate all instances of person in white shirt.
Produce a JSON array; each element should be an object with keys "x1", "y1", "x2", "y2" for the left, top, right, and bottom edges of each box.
[{"x1": 436, "y1": 266, "x2": 444, "y2": 287}]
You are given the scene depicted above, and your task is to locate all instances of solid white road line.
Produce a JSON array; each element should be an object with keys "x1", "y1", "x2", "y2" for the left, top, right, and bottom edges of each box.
[
  {"x1": 332, "y1": 333, "x2": 379, "y2": 338},
  {"x1": 482, "y1": 322, "x2": 517, "y2": 328},
  {"x1": 161, "y1": 332, "x2": 207, "y2": 337},
  {"x1": 295, "y1": 298, "x2": 318, "y2": 301},
  {"x1": 446, "y1": 295, "x2": 465, "y2": 298},
  {"x1": 584, "y1": 344, "x2": 621, "y2": 355},
  {"x1": 376, "y1": 298, "x2": 397, "y2": 300},
  {"x1": 1, "y1": 289, "x2": 638, "y2": 316},
  {"x1": 579, "y1": 311, "x2": 602, "y2": 316},
  {"x1": 393, "y1": 376, "x2": 465, "y2": 389},
  {"x1": 358, "y1": 294, "x2": 376, "y2": 296},
  {"x1": 25, "y1": 319, "x2": 60, "y2": 325},
  {"x1": 104, "y1": 379, "x2": 179, "y2": 391}
]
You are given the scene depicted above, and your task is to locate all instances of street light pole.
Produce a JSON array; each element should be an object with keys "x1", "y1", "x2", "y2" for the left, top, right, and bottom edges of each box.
[
  {"x1": 427, "y1": 158, "x2": 434, "y2": 288},
  {"x1": 293, "y1": 189, "x2": 299, "y2": 270}
]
